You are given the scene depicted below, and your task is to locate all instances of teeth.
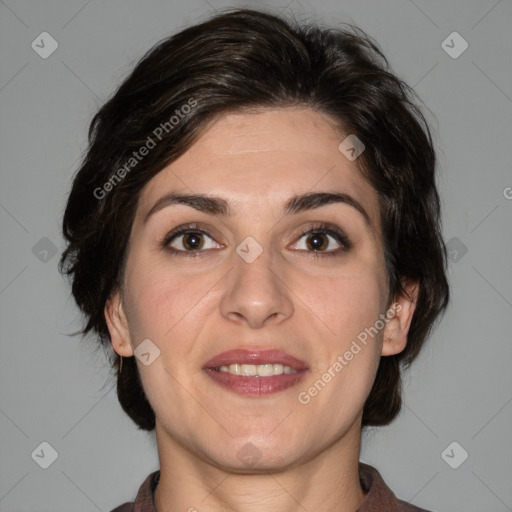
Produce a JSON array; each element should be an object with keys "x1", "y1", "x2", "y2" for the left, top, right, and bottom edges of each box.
[{"x1": 217, "y1": 363, "x2": 297, "y2": 376}]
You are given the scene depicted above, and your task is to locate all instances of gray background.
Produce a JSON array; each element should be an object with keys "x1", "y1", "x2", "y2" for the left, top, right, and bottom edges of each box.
[{"x1": 0, "y1": 0, "x2": 511, "y2": 511}]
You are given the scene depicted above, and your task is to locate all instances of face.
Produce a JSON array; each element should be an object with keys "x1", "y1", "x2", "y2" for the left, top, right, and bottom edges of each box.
[{"x1": 106, "y1": 107, "x2": 415, "y2": 472}]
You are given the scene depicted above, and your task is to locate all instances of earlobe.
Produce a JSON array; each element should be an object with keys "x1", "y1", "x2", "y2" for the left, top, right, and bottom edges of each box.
[
  {"x1": 381, "y1": 281, "x2": 419, "y2": 357},
  {"x1": 104, "y1": 290, "x2": 134, "y2": 358}
]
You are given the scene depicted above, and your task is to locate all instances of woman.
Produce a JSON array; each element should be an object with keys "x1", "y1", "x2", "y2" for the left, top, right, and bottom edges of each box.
[{"x1": 59, "y1": 8, "x2": 449, "y2": 511}]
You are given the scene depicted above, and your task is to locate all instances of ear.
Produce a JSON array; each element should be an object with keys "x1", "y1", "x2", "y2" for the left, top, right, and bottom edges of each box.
[
  {"x1": 104, "y1": 289, "x2": 134, "y2": 357},
  {"x1": 381, "y1": 280, "x2": 419, "y2": 356}
]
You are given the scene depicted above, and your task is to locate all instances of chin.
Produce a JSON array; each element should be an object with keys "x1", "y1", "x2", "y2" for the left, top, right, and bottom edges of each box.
[
  {"x1": 204, "y1": 436, "x2": 308, "y2": 474},
  {"x1": 212, "y1": 450, "x2": 296, "y2": 474}
]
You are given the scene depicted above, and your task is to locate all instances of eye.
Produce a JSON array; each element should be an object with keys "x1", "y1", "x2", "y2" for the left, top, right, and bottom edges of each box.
[
  {"x1": 162, "y1": 224, "x2": 223, "y2": 257},
  {"x1": 161, "y1": 222, "x2": 350, "y2": 258},
  {"x1": 290, "y1": 223, "x2": 350, "y2": 258}
]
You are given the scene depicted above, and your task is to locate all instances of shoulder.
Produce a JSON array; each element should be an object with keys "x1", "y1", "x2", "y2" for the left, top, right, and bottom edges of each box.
[
  {"x1": 110, "y1": 503, "x2": 134, "y2": 512},
  {"x1": 109, "y1": 470, "x2": 160, "y2": 512},
  {"x1": 358, "y1": 462, "x2": 434, "y2": 512},
  {"x1": 394, "y1": 499, "x2": 433, "y2": 511}
]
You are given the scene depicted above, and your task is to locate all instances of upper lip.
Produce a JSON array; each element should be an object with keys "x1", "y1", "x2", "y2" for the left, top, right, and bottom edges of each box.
[{"x1": 203, "y1": 349, "x2": 308, "y2": 371}]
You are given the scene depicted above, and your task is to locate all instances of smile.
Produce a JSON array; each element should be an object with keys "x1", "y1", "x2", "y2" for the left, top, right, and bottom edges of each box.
[
  {"x1": 217, "y1": 363, "x2": 298, "y2": 376},
  {"x1": 202, "y1": 349, "x2": 309, "y2": 396}
]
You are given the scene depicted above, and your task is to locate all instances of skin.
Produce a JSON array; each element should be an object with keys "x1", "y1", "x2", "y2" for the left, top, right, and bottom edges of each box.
[{"x1": 105, "y1": 107, "x2": 417, "y2": 512}]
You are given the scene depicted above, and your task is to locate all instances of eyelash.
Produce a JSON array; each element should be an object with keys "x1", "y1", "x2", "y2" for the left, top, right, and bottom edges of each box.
[{"x1": 160, "y1": 222, "x2": 351, "y2": 259}]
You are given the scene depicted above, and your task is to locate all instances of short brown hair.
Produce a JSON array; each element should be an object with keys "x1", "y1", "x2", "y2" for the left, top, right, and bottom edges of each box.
[{"x1": 59, "y1": 7, "x2": 449, "y2": 430}]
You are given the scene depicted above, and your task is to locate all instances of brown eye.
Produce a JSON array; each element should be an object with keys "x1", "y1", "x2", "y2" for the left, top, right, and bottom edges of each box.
[
  {"x1": 181, "y1": 232, "x2": 204, "y2": 251},
  {"x1": 162, "y1": 224, "x2": 223, "y2": 257},
  {"x1": 305, "y1": 232, "x2": 330, "y2": 251},
  {"x1": 289, "y1": 223, "x2": 351, "y2": 259}
]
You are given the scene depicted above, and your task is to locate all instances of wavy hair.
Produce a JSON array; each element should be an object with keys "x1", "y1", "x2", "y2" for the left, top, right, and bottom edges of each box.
[{"x1": 59, "y1": 8, "x2": 449, "y2": 430}]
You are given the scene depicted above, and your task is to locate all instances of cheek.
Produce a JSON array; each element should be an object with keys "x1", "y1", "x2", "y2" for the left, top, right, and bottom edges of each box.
[
  {"x1": 123, "y1": 256, "x2": 206, "y2": 342},
  {"x1": 304, "y1": 264, "x2": 387, "y2": 344},
  {"x1": 296, "y1": 264, "x2": 385, "y2": 407},
  {"x1": 123, "y1": 265, "x2": 212, "y2": 417},
  {"x1": 297, "y1": 274, "x2": 383, "y2": 430}
]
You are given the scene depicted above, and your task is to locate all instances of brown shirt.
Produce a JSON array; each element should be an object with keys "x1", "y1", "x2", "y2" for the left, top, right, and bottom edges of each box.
[{"x1": 111, "y1": 463, "x2": 432, "y2": 512}]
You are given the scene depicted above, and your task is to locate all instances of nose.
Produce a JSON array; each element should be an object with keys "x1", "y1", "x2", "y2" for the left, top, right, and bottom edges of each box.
[{"x1": 220, "y1": 245, "x2": 294, "y2": 329}]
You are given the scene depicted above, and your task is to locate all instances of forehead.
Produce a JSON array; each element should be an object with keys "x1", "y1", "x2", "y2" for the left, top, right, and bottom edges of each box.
[{"x1": 137, "y1": 107, "x2": 380, "y2": 224}]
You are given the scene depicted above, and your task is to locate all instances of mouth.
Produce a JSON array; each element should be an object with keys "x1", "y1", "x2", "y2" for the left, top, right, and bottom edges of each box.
[{"x1": 202, "y1": 349, "x2": 309, "y2": 396}]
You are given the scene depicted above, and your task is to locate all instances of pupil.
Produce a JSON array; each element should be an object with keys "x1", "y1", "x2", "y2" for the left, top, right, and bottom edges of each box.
[
  {"x1": 308, "y1": 233, "x2": 326, "y2": 251},
  {"x1": 184, "y1": 233, "x2": 202, "y2": 250}
]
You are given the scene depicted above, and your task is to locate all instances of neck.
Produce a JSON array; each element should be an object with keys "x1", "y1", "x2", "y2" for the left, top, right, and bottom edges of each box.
[{"x1": 153, "y1": 420, "x2": 366, "y2": 512}]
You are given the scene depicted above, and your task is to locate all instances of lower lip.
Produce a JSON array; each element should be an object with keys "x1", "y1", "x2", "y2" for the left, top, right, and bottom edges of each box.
[{"x1": 203, "y1": 368, "x2": 308, "y2": 396}]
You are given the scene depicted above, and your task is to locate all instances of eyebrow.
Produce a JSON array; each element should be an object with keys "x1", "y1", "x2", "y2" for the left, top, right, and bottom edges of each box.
[{"x1": 143, "y1": 191, "x2": 372, "y2": 227}]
